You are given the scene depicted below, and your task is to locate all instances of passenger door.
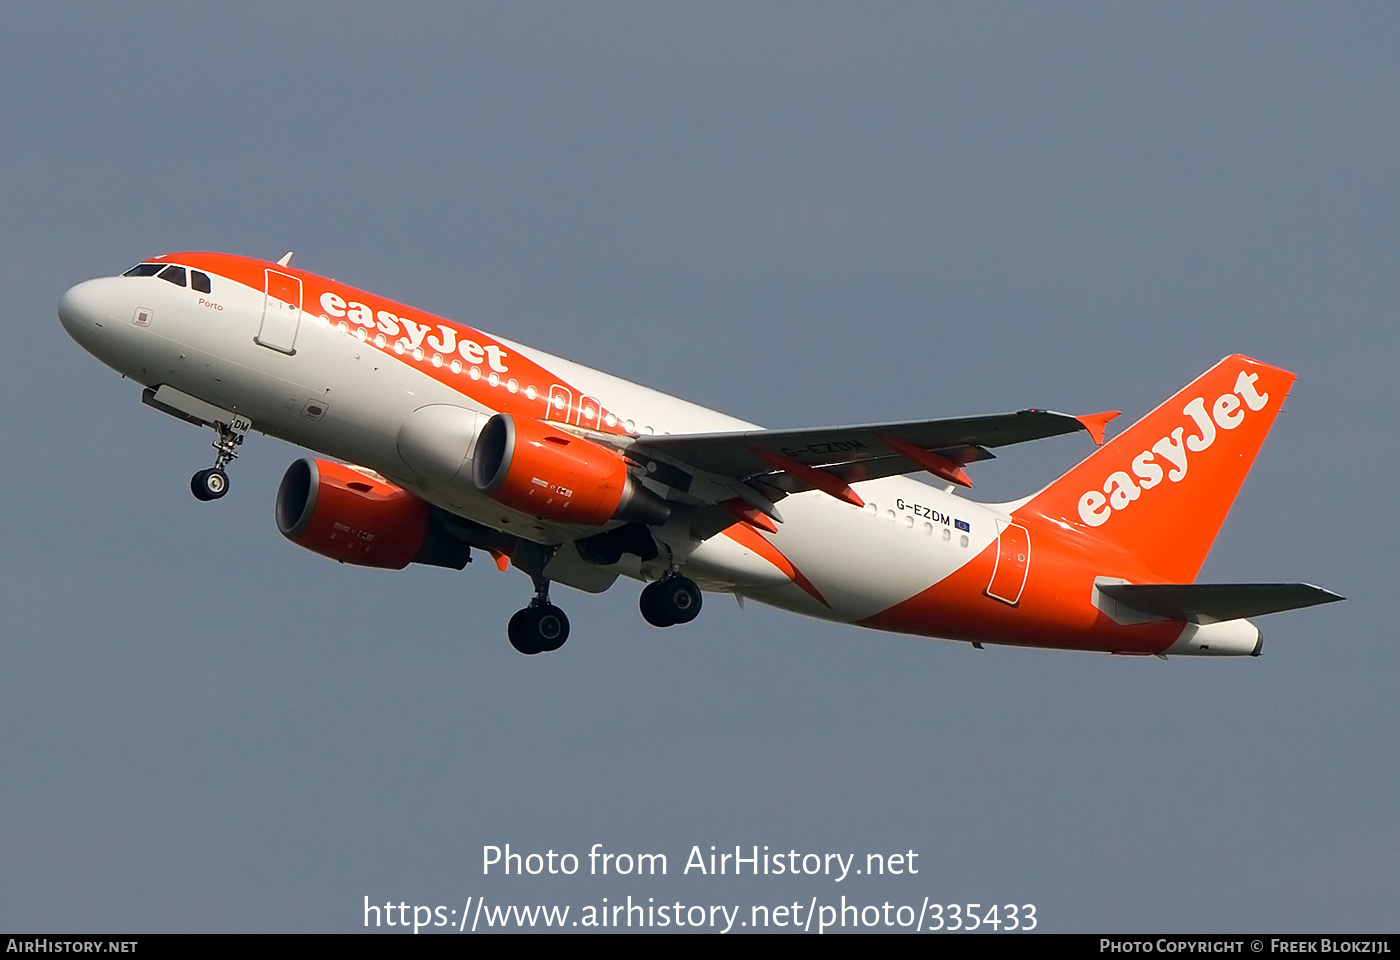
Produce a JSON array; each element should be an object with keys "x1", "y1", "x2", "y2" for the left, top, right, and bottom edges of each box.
[
  {"x1": 985, "y1": 521, "x2": 1031, "y2": 606},
  {"x1": 255, "y1": 269, "x2": 302, "y2": 355}
]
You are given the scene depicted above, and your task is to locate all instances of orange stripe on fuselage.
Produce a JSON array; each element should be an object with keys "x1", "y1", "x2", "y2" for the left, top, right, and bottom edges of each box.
[
  {"x1": 721, "y1": 523, "x2": 831, "y2": 608},
  {"x1": 859, "y1": 516, "x2": 1181, "y2": 654},
  {"x1": 152, "y1": 252, "x2": 628, "y2": 436},
  {"x1": 864, "y1": 356, "x2": 1298, "y2": 653}
]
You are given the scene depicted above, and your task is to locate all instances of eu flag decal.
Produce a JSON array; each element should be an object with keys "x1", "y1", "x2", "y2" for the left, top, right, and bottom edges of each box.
[{"x1": 954, "y1": 519, "x2": 970, "y2": 532}]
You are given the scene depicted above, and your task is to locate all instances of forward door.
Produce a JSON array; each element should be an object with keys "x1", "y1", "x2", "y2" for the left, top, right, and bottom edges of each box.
[{"x1": 255, "y1": 269, "x2": 302, "y2": 355}]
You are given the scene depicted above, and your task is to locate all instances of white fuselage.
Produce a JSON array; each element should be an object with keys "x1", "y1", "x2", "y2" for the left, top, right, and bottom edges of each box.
[{"x1": 58, "y1": 265, "x2": 1003, "y2": 627}]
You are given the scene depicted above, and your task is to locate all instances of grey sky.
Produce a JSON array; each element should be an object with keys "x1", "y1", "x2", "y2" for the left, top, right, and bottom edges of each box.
[{"x1": 1, "y1": 4, "x2": 1393, "y2": 932}]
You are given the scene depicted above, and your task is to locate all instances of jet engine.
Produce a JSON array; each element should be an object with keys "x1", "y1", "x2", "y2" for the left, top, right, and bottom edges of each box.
[
  {"x1": 275, "y1": 459, "x2": 470, "y2": 569},
  {"x1": 472, "y1": 414, "x2": 671, "y2": 527}
]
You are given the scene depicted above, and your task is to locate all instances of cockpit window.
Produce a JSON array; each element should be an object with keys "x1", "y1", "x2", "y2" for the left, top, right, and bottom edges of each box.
[
  {"x1": 122, "y1": 263, "x2": 163, "y2": 277},
  {"x1": 191, "y1": 270, "x2": 212, "y2": 294},
  {"x1": 157, "y1": 265, "x2": 187, "y2": 287}
]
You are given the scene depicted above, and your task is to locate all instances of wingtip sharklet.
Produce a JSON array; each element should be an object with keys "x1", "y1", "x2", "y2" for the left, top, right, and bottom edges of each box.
[{"x1": 1075, "y1": 410, "x2": 1121, "y2": 446}]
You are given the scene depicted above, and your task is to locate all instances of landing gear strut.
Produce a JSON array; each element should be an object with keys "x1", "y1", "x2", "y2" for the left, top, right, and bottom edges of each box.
[
  {"x1": 190, "y1": 419, "x2": 247, "y2": 502},
  {"x1": 508, "y1": 575, "x2": 570, "y2": 655},
  {"x1": 640, "y1": 574, "x2": 703, "y2": 628}
]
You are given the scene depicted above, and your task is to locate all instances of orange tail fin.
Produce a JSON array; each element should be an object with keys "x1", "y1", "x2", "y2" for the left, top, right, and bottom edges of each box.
[{"x1": 1018, "y1": 355, "x2": 1296, "y2": 583}]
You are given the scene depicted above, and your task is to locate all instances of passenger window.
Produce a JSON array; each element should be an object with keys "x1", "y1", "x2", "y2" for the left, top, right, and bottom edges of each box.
[
  {"x1": 157, "y1": 265, "x2": 187, "y2": 287},
  {"x1": 122, "y1": 263, "x2": 163, "y2": 277},
  {"x1": 191, "y1": 271, "x2": 212, "y2": 294}
]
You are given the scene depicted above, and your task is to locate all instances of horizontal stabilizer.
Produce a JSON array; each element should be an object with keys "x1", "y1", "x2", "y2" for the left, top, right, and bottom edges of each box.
[{"x1": 1097, "y1": 582, "x2": 1344, "y2": 624}]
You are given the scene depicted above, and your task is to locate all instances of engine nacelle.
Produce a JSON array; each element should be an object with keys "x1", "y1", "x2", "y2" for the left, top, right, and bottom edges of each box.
[
  {"x1": 275, "y1": 459, "x2": 469, "y2": 570},
  {"x1": 472, "y1": 414, "x2": 671, "y2": 527}
]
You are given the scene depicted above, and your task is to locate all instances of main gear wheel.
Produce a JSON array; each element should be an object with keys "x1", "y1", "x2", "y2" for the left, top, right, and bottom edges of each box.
[
  {"x1": 508, "y1": 604, "x2": 571, "y2": 655},
  {"x1": 639, "y1": 575, "x2": 703, "y2": 628}
]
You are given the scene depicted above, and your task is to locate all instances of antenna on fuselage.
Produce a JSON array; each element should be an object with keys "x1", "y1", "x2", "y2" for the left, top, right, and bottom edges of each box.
[{"x1": 276, "y1": 251, "x2": 293, "y2": 266}]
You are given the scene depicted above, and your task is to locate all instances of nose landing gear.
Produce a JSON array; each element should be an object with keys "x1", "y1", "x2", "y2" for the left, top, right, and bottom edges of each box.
[
  {"x1": 190, "y1": 418, "x2": 248, "y2": 502},
  {"x1": 191, "y1": 467, "x2": 230, "y2": 501},
  {"x1": 508, "y1": 575, "x2": 571, "y2": 655},
  {"x1": 639, "y1": 574, "x2": 703, "y2": 628}
]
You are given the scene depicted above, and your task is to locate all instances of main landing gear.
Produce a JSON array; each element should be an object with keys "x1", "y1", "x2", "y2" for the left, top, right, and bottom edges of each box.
[
  {"x1": 640, "y1": 574, "x2": 703, "y2": 628},
  {"x1": 190, "y1": 419, "x2": 246, "y2": 502},
  {"x1": 508, "y1": 575, "x2": 571, "y2": 656}
]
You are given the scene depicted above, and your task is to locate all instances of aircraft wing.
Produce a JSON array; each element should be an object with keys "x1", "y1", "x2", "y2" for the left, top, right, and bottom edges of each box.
[
  {"x1": 1096, "y1": 582, "x2": 1345, "y2": 624},
  {"x1": 629, "y1": 409, "x2": 1111, "y2": 497}
]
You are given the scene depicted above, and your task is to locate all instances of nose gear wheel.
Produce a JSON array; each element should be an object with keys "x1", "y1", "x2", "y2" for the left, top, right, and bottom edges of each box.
[
  {"x1": 191, "y1": 467, "x2": 229, "y2": 501},
  {"x1": 189, "y1": 420, "x2": 246, "y2": 502}
]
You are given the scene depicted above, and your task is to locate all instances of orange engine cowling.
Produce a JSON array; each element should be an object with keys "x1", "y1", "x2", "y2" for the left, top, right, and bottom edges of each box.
[
  {"x1": 472, "y1": 414, "x2": 671, "y2": 527},
  {"x1": 275, "y1": 459, "x2": 469, "y2": 570}
]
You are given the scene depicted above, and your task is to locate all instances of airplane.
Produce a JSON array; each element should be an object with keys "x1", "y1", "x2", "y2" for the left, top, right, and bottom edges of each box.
[{"x1": 57, "y1": 251, "x2": 1342, "y2": 657}]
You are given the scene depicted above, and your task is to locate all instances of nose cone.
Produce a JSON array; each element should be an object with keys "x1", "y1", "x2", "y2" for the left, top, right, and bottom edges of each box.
[{"x1": 58, "y1": 278, "x2": 112, "y2": 350}]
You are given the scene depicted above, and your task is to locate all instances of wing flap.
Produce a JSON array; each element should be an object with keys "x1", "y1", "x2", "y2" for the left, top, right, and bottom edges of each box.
[{"x1": 1097, "y1": 582, "x2": 1344, "y2": 624}]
